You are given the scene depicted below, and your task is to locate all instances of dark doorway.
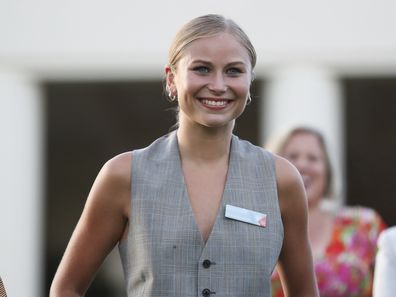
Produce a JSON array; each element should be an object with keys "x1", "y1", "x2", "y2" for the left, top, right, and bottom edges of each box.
[
  {"x1": 343, "y1": 77, "x2": 396, "y2": 227},
  {"x1": 44, "y1": 79, "x2": 262, "y2": 296}
]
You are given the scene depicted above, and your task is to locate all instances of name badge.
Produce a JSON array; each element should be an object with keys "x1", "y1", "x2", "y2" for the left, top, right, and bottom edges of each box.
[{"x1": 225, "y1": 204, "x2": 267, "y2": 227}]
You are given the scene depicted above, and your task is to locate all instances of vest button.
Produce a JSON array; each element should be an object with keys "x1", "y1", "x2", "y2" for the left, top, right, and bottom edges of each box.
[
  {"x1": 202, "y1": 288, "x2": 211, "y2": 296},
  {"x1": 202, "y1": 259, "x2": 212, "y2": 268}
]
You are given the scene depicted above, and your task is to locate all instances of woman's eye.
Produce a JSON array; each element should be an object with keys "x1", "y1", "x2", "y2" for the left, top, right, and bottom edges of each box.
[
  {"x1": 193, "y1": 66, "x2": 210, "y2": 73},
  {"x1": 308, "y1": 155, "x2": 320, "y2": 163},
  {"x1": 227, "y1": 67, "x2": 242, "y2": 75}
]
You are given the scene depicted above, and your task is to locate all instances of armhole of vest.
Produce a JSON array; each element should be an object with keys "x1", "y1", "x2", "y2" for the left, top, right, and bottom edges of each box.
[
  {"x1": 118, "y1": 151, "x2": 135, "y2": 269},
  {"x1": 130, "y1": 149, "x2": 141, "y2": 223},
  {"x1": 130, "y1": 150, "x2": 138, "y2": 203},
  {"x1": 262, "y1": 149, "x2": 284, "y2": 239},
  {"x1": 261, "y1": 149, "x2": 278, "y2": 195}
]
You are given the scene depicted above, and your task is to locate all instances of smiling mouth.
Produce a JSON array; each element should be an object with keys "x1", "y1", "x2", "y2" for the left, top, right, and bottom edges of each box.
[{"x1": 200, "y1": 98, "x2": 230, "y2": 108}]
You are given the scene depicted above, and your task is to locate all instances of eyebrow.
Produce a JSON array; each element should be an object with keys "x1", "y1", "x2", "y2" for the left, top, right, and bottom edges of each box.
[{"x1": 190, "y1": 59, "x2": 248, "y2": 67}]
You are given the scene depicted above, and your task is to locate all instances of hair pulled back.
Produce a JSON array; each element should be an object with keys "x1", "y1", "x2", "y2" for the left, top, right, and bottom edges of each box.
[{"x1": 168, "y1": 14, "x2": 256, "y2": 72}]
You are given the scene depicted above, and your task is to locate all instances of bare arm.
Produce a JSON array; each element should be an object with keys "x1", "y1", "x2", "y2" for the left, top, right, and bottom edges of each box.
[
  {"x1": 49, "y1": 152, "x2": 132, "y2": 297},
  {"x1": 275, "y1": 155, "x2": 319, "y2": 297}
]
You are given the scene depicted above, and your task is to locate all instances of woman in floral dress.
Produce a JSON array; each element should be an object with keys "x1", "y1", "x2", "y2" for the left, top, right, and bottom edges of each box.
[{"x1": 269, "y1": 126, "x2": 386, "y2": 297}]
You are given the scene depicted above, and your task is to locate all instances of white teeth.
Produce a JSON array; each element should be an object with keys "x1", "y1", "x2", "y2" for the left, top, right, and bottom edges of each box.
[{"x1": 202, "y1": 99, "x2": 227, "y2": 107}]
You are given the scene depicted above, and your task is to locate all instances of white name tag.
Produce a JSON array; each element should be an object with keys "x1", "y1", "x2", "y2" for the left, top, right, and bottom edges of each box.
[{"x1": 225, "y1": 204, "x2": 267, "y2": 227}]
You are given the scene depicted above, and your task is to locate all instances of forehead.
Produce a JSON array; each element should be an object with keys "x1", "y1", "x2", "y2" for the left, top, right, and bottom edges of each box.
[
  {"x1": 180, "y1": 33, "x2": 251, "y2": 65},
  {"x1": 285, "y1": 132, "x2": 324, "y2": 154}
]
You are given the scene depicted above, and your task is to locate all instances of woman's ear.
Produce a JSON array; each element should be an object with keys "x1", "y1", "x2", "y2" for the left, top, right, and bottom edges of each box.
[
  {"x1": 165, "y1": 65, "x2": 177, "y2": 99},
  {"x1": 165, "y1": 65, "x2": 175, "y2": 89}
]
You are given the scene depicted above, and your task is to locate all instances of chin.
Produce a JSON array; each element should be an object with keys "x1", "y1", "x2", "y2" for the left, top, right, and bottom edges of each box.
[
  {"x1": 307, "y1": 195, "x2": 322, "y2": 209},
  {"x1": 198, "y1": 117, "x2": 234, "y2": 128}
]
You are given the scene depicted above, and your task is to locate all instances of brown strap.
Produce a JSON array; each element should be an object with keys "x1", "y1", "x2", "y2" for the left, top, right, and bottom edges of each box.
[{"x1": 0, "y1": 277, "x2": 7, "y2": 297}]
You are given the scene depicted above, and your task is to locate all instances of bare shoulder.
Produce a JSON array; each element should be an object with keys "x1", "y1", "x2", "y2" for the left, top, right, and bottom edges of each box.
[
  {"x1": 273, "y1": 154, "x2": 306, "y2": 216},
  {"x1": 101, "y1": 151, "x2": 132, "y2": 182},
  {"x1": 87, "y1": 151, "x2": 133, "y2": 218},
  {"x1": 274, "y1": 154, "x2": 304, "y2": 196}
]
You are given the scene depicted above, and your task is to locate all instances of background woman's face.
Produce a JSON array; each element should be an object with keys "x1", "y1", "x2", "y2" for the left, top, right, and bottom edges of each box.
[{"x1": 282, "y1": 132, "x2": 327, "y2": 208}]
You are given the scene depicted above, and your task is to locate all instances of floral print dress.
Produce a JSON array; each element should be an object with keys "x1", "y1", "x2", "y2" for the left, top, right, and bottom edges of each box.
[{"x1": 271, "y1": 206, "x2": 386, "y2": 297}]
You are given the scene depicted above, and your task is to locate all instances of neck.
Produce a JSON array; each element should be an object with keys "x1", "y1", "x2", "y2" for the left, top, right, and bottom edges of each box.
[
  {"x1": 308, "y1": 200, "x2": 335, "y2": 232},
  {"x1": 307, "y1": 198, "x2": 335, "y2": 257},
  {"x1": 176, "y1": 121, "x2": 233, "y2": 163},
  {"x1": 309, "y1": 203, "x2": 324, "y2": 217}
]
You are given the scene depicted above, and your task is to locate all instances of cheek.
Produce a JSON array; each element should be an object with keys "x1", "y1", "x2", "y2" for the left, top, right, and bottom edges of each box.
[
  {"x1": 231, "y1": 79, "x2": 250, "y2": 94},
  {"x1": 177, "y1": 74, "x2": 205, "y2": 95},
  {"x1": 314, "y1": 164, "x2": 327, "y2": 184}
]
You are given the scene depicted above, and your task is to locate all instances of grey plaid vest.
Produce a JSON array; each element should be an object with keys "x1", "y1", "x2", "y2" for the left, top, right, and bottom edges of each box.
[{"x1": 119, "y1": 131, "x2": 283, "y2": 297}]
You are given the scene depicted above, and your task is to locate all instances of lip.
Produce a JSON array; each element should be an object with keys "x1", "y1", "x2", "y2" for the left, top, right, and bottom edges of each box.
[{"x1": 198, "y1": 97, "x2": 232, "y2": 110}]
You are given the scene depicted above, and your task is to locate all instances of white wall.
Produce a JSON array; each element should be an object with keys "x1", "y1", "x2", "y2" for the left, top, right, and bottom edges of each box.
[
  {"x1": 1, "y1": 0, "x2": 396, "y2": 78},
  {"x1": 0, "y1": 71, "x2": 43, "y2": 297}
]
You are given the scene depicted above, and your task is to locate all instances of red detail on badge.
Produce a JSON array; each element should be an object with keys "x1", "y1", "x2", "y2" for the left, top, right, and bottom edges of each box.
[{"x1": 259, "y1": 216, "x2": 267, "y2": 227}]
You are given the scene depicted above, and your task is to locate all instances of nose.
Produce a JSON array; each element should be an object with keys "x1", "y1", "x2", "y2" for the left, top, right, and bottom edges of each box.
[
  {"x1": 208, "y1": 72, "x2": 227, "y2": 94},
  {"x1": 292, "y1": 158, "x2": 308, "y2": 174}
]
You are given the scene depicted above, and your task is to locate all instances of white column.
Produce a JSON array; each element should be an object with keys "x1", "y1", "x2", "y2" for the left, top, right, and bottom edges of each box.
[
  {"x1": 261, "y1": 65, "x2": 344, "y2": 203},
  {"x1": 0, "y1": 70, "x2": 44, "y2": 297}
]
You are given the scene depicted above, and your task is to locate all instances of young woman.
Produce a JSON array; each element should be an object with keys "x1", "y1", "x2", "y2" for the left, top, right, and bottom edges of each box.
[{"x1": 50, "y1": 14, "x2": 318, "y2": 297}]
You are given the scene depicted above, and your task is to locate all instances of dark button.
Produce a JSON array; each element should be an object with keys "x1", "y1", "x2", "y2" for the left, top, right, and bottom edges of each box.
[
  {"x1": 202, "y1": 288, "x2": 211, "y2": 297},
  {"x1": 202, "y1": 259, "x2": 212, "y2": 268}
]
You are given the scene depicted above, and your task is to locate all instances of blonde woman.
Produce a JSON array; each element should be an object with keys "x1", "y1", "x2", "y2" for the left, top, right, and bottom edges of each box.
[{"x1": 50, "y1": 15, "x2": 318, "y2": 297}]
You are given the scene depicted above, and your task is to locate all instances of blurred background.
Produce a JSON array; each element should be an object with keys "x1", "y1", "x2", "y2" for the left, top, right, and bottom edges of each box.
[{"x1": 1, "y1": 1, "x2": 396, "y2": 296}]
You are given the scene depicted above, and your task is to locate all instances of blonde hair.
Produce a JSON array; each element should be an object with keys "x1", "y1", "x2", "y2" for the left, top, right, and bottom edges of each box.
[{"x1": 168, "y1": 14, "x2": 256, "y2": 72}]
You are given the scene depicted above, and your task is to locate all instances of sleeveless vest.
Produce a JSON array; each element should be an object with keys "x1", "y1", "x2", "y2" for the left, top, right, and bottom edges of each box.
[{"x1": 119, "y1": 131, "x2": 284, "y2": 297}]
